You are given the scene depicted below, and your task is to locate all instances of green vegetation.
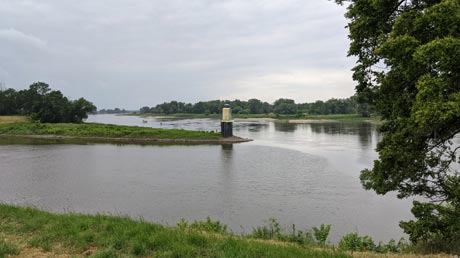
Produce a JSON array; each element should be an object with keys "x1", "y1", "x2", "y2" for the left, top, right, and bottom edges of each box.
[
  {"x1": 1, "y1": 205, "x2": 453, "y2": 257},
  {"x1": 139, "y1": 96, "x2": 374, "y2": 117},
  {"x1": 98, "y1": 108, "x2": 128, "y2": 114},
  {"x1": 337, "y1": 0, "x2": 460, "y2": 253},
  {"x1": 0, "y1": 204, "x2": 349, "y2": 258},
  {"x1": 338, "y1": 233, "x2": 412, "y2": 253},
  {"x1": 0, "y1": 122, "x2": 220, "y2": 140},
  {"x1": 0, "y1": 239, "x2": 20, "y2": 258},
  {"x1": 0, "y1": 82, "x2": 96, "y2": 123},
  {"x1": 249, "y1": 219, "x2": 330, "y2": 247},
  {"x1": 313, "y1": 224, "x2": 332, "y2": 246},
  {"x1": 177, "y1": 217, "x2": 228, "y2": 234}
]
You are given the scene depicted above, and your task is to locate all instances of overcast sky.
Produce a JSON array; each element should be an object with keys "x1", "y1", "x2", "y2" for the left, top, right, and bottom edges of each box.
[{"x1": 0, "y1": 0, "x2": 354, "y2": 110}]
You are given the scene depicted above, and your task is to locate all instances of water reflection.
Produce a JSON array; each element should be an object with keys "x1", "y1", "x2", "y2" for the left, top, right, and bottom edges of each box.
[
  {"x1": 256, "y1": 121, "x2": 381, "y2": 150},
  {"x1": 246, "y1": 123, "x2": 269, "y2": 132},
  {"x1": 357, "y1": 123, "x2": 377, "y2": 149},
  {"x1": 221, "y1": 144, "x2": 234, "y2": 152},
  {"x1": 221, "y1": 144, "x2": 234, "y2": 164},
  {"x1": 274, "y1": 122, "x2": 297, "y2": 132}
]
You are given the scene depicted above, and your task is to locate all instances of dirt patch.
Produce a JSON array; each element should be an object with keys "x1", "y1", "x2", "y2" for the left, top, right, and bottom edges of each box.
[
  {"x1": 2, "y1": 234, "x2": 83, "y2": 258},
  {"x1": 0, "y1": 116, "x2": 29, "y2": 124}
]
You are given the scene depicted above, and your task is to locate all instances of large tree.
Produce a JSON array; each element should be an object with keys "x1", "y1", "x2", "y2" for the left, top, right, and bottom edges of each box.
[
  {"x1": 337, "y1": 0, "x2": 460, "y2": 251},
  {"x1": 0, "y1": 82, "x2": 96, "y2": 123}
]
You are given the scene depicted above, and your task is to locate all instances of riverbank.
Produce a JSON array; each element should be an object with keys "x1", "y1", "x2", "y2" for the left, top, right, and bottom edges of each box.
[
  {"x1": 0, "y1": 204, "x2": 347, "y2": 258},
  {"x1": 0, "y1": 121, "x2": 252, "y2": 144},
  {"x1": 0, "y1": 205, "x2": 453, "y2": 258}
]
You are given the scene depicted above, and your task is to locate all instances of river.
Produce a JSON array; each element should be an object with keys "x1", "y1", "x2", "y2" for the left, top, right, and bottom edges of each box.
[{"x1": 0, "y1": 114, "x2": 414, "y2": 243}]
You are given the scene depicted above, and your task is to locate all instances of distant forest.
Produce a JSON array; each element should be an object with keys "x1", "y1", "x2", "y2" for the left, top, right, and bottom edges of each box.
[
  {"x1": 140, "y1": 96, "x2": 373, "y2": 117},
  {"x1": 98, "y1": 108, "x2": 128, "y2": 114}
]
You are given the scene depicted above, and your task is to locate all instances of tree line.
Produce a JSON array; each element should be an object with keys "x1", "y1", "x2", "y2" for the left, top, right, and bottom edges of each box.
[
  {"x1": 98, "y1": 108, "x2": 128, "y2": 114},
  {"x1": 0, "y1": 82, "x2": 96, "y2": 123},
  {"x1": 140, "y1": 96, "x2": 373, "y2": 116}
]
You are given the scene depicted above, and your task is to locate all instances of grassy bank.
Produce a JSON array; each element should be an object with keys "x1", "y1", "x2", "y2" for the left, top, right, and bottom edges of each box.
[
  {"x1": 0, "y1": 204, "x2": 348, "y2": 258},
  {"x1": 0, "y1": 205, "x2": 453, "y2": 258},
  {"x1": 0, "y1": 122, "x2": 220, "y2": 139}
]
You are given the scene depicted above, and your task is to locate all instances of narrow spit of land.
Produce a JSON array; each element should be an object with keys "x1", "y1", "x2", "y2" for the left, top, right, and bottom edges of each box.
[{"x1": 0, "y1": 118, "x2": 251, "y2": 144}]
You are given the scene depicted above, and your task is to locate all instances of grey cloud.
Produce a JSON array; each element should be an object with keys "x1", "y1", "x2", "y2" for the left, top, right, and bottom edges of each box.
[
  {"x1": 0, "y1": 28, "x2": 47, "y2": 49},
  {"x1": 0, "y1": 0, "x2": 354, "y2": 109}
]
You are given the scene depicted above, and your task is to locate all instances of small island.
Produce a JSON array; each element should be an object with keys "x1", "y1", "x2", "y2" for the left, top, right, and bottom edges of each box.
[{"x1": 0, "y1": 119, "x2": 251, "y2": 144}]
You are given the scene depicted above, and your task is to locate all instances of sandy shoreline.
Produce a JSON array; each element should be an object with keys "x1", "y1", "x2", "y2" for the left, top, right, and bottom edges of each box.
[{"x1": 0, "y1": 134, "x2": 253, "y2": 144}]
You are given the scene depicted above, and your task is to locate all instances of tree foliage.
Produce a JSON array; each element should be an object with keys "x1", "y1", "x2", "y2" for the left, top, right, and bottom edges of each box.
[
  {"x1": 98, "y1": 108, "x2": 127, "y2": 114},
  {"x1": 338, "y1": 0, "x2": 460, "y2": 250},
  {"x1": 0, "y1": 82, "x2": 96, "y2": 123},
  {"x1": 139, "y1": 96, "x2": 366, "y2": 116}
]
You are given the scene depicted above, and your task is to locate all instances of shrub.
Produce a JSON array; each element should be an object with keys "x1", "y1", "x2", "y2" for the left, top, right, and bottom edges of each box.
[
  {"x1": 250, "y1": 219, "x2": 324, "y2": 246},
  {"x1": 177, "y1": 217, "x2": 228, "y2": 234},
  {"x1": 338, "y1": 233, "x2": 375, "y2": 252},
  {"x1": 339, "y1": 233, "x2": 413, "y2": 253},
  {"x1": 400, "y1": 201, "x2": 460, "y2": 254},
  {"x1": 313, "y1": 224, "x2": 331, "y2": 245}
]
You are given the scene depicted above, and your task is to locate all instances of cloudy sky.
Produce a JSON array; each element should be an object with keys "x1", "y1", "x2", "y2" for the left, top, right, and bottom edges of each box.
[{"x1": 0, "y1": 0, "x2": 354, "y2": 110}]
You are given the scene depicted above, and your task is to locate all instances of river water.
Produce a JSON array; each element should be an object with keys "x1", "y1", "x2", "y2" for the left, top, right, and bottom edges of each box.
[{"x1": 0, "y1": 114, "x2": 414, "y2": 243}]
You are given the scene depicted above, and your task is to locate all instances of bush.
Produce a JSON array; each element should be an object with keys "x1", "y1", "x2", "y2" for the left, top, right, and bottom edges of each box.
[
  {"x1": 250, "y1": 219, "x2": 324, "y2": 246},
  {"x1": 313, "y1": 224, "x2": 331, "y2": 245},
  {"x1": 339, "y1": 233, "x2": 412, "y2": 253},
  {"x1": 400, "y1": 201, "x2": 460, "y2": 254},
  {"x1": 177, "y1": 217, "x2": 228, "y2": 234},
  {"x1": 251, "y1": 218, "x2": 281, "y2": 240},
  {"x1": 339, "y1": 233, "x2": 362, "y2": 251}
]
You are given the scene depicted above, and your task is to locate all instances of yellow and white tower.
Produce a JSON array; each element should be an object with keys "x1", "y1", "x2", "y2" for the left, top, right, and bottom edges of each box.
[{"x1": 221, "y1": 104, "x2": 233, "y2": 137}]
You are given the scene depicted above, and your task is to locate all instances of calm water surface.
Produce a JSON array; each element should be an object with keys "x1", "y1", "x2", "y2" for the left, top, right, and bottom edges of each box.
[{"x1": 0, "y1": 114, "x2": 414, "y2": 243}]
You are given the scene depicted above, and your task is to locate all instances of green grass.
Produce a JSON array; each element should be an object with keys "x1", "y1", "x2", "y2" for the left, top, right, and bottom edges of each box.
[
  {"x1": 0, "y1": 239, "x2": 20, "y2": 258},
  {"x1": 0, "y1": 204, "x2": 349, "y2": 258},
  {"x1": 0, "y1": 122, "x2": 220, "y2": 140}
]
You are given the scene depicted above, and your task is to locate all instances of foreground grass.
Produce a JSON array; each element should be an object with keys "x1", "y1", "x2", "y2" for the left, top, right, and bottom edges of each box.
[
  {"x1": 0, "y1": 122, "x2": 220, "y2": 140},
  {"x1": 0, "y1": 205, "x2": 349, "y2": 258},
  {"x1": 0, "y1": 239, "x2": 20, "y2": 258}
]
